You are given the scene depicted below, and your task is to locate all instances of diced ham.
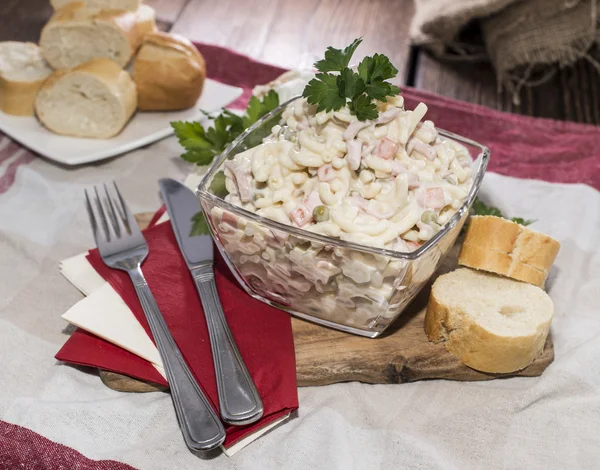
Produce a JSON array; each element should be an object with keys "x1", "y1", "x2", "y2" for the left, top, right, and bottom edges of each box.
[
  {"x1": 224, "y1": 161, "x2": 252, "y2": 202},
  {"x1": 425, "y1": 187, "x2": 446, "y2": 209},
  {"x1": 346, "y1": 139, "x2": 363, "y2": 171},
  {"x1": 289, "y1": 205, "x2": 312, "y2": 227},
  {"x1": 376, "y1": 137, "x2": 398, "y2": 160},
  {"x1": 407, "y1": 173, "x2": 420, "y2": 189},
  {"x1": 317, "y1": 164, "x2": 336, "y2": 182},
  {"x1": 235, "y1": 173, "x2": 252, "y2": 202}
]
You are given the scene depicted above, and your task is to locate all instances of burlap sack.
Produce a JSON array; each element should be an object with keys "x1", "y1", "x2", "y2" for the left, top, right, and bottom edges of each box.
[
  {"x1": 410, "y1": 0, "x2": 522, "y2": 55},
  {"x1": 412, "y1": 0, "x2": 599, "y2": 97}
]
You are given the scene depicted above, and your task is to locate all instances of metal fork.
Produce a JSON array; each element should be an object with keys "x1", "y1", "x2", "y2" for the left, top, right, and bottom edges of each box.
[{"x1": 85, "y1": 182, "x2": 226, "y2": 452}]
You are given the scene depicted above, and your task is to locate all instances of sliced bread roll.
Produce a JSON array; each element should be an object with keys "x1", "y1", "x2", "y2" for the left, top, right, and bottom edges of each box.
[
  {"x1": 51, "y1": 0, "x2": 141, "y2": 10},
  {"x1": 35, "y1": 58, "x2": 137, "y2": 138},
  {"x1": 40, "y1": 4, "x2": 157, "y2": 70},
  {"x1": 0, "y1": 42, "x2": 53, "y2": 116},
  {"x1": 458, "y1": 215, "x2": 560, "y2": 288},
  {"x1": 133, "y1": 32, "x2": 207, "y2": 111},
  {"x1": 424, "y1": 268, "x2": 553, "y2": 373}
]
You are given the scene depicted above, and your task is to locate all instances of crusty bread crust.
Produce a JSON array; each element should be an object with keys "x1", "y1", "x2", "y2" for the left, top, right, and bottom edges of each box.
[
  {"x1": 35, "y1": 58, "x2": 137, "y2": 138},
  {"x1": 40, "y1": 4, "x2": 156, "y2": 69},
  {"x1": 133, "y1": 31, "x2": 206, "y2": 111},
  {"x1": 0, "y1": 76, "x2": 47, "y2": 116},
  {"x1": 50, "y1": 0, "x2": 141, "y2": 11},
  {"x1": 424, "y1": 269, "x2": 553, "y2": 373},
  {"x1": 0, "y1": 42, "x2": 52, "y2": 116},
  {"x1": 458, "y1": 215, "x2": 560, "y2": 288}
]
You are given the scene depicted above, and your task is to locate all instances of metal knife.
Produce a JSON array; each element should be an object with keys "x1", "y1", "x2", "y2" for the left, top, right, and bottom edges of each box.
[{"x1": 159, "y1": 178, "x2": 264, "y2": 426}]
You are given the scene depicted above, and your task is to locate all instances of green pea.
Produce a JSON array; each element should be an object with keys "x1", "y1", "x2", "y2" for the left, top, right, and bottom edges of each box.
[
  {"x1": 313, "y1": 205, "x2": 330, "y2": 222},
  {"x1": 209, "y1": 171, "x2": 228, "y2": 197},
  {"x1": 421, "y1": 211, "x2": 437, "y2": 224}
]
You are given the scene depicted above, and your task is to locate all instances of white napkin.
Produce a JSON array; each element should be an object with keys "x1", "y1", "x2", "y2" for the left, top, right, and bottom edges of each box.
[{"x1": 60, "y1": 255, "x2": 165, "y2": 379}]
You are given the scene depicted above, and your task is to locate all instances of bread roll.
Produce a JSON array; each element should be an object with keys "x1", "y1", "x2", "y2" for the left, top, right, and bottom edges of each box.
[
  {"x1": 40, "y1": 4, "x2": 156, "y2": 70},
  {"x1": 458, "y1": 215, "x2": 560, "y2": 288},
  {"x1": 50, "y1": 0, "x2": 141, "y2": 11},
  {"x1": 0, "y1": 42, "x2": 52, "y2": 116},
  {"x1": 35, "y1": 58, "x2": 137, "y2": 138},
  {"x1": 424, "y1": 268, "x2": 553, "y2": 373},
  {"x1": 133, "y1": 32, "x2": 206, "y2": 111}
]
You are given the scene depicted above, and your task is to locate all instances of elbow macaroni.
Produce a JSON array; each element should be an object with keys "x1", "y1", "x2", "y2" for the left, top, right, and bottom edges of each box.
[{"x1": 212, "y1": 96, "x2": 473, "y2": 330}]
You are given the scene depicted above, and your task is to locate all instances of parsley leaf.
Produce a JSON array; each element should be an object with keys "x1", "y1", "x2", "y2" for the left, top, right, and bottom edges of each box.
[
  {"x1": 471, "y1": 198, "x2": 535, "y2": 226},
  {"x1": 243, "y1": 94, "x2": 281, "y2": 128},
  {"x1": 171, "y1": 121, "x2": 222, "y2": 164},
  {"x1": 304, "y1": 73, "x2": 346, "y2": 113},
  {"x1": 510, "y1": 217, "x2": 535, "y2": 226},
  {"x1": 303, "y1": 38, "x2": 401, "y2": 121},
  {"x1": 357, "y1": 53, "x2": 398, "y2": 83},
  {"x1": 171, "y1": 90, "x2": 280, "y2": 167},
  {"x1": 180, "y1": 149, "x2": 215, "y2": 165},
  {"x1": 173, "y1": 91, "x2": 280, "y2": 237},
  {"x1": 338, "y1": 68, "x2": 365, "y2": 99},
  {"x1": 471, "y1": 198, "x2": 504, "y2": 218},
  {"x1": 348, "y1": 94, "x2": 378, "y2": 121},
  {"x1": 189, "y1": 211, "x2": 209, "y2": 236},
  {"x1": 314, "y1": 37, "x2": 363, "y2": 72}
]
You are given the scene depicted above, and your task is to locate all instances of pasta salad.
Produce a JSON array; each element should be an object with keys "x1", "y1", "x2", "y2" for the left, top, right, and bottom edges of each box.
[
  {"x1": 198, "y1": 38, "x2": 481, "y2": 335},
  {"x1": 222, "y1": 95, "x2": 473, "y2": 252}
]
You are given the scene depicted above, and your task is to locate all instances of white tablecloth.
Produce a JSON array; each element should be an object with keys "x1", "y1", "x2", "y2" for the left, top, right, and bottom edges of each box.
[{"x1": 1, "y1": 133, "x2": 599, "y2": 469}]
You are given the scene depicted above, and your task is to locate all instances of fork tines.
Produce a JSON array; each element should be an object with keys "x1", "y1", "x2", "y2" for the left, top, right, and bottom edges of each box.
[{"x1": 85, "y1": 182, "x2": 135, "y2": 244}]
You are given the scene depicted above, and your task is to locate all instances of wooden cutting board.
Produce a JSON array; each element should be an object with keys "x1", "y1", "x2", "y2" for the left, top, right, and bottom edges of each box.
[{"x1": 97, "y1": 213, "x2": 554, "y2": 392}]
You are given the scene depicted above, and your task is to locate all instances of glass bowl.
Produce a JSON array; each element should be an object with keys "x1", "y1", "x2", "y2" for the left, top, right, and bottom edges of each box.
[{"x1": 196, "y1": 97, "x2": 490, "y2": 338}]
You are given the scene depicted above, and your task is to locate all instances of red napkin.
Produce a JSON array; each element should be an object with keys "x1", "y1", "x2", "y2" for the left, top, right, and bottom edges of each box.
[{"x1": 56, "y1": 220, "x2": 298, "y2": 448}]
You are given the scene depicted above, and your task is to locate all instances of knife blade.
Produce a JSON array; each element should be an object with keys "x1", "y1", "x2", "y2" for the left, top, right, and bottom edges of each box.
[{"x1": 159, "y1": 178, "x2": 264, "y2": 426}]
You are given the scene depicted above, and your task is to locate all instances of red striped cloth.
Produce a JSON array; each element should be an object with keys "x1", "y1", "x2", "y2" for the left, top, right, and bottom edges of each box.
[{"x1": 3, "y1": 41, "x2": 599, "y2": 469}]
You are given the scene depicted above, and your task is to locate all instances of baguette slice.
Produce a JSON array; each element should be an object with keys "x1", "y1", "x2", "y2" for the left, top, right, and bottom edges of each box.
[
  {"x1": 40, "y1": 4, "x2": 156, "y2": 70},
  {"x1": 0, "y1": 42, "x2": 53, "y2": 116},
  {"x1": 35, "y1": 58, "x2": 137, "y2": 138},
  {"x1": 458, "y1": 215, "x2": 560, "y2": 288},
  {"x1": 424, "y1": 268, "x2": 553, "y2": 373},
  {"x1": 133, "y1": 32, "x2": 206, "y2": 111},
  {"x1": 51, "y1": 0, "x2": 141, "y2": 11}
]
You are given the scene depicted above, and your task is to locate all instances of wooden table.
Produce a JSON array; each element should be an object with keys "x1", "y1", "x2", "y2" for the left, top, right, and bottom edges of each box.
[{"x1": 2, "y1": 0, "x2": 599, "y2": 124}]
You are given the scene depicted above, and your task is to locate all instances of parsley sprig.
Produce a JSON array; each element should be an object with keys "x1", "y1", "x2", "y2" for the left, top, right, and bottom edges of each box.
[
  {"x1": 171, "y1": 90, "x2": 280, "y2": 166},
  {"x1": 171, "y1": 91, "x2": 280, "y2": 236},
  {"x1": 471, "y1": 198, "x2": 534, "y2": 226},
  {"x1": 302, "y1": 38, "x2": 401, "y2": 121}
]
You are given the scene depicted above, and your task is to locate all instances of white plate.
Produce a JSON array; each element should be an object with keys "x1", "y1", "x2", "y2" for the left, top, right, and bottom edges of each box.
[{"x1": 0, "y1": 79, "x2": 242, "y2": 166}]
